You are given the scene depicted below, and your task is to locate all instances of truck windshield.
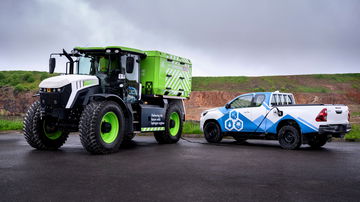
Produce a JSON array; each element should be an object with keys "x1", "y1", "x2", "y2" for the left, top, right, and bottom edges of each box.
[{"x1": 78, "y1": 56, "x2": 97, "y2": 75}]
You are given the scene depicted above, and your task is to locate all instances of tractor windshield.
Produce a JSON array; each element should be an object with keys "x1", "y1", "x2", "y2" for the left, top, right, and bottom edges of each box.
[
  {"x1": 77, "y1": 55, "x2": 120, "y2": 75},
  {"x1": 78, "y1": 56, "x2": 97, "y2": 75}
]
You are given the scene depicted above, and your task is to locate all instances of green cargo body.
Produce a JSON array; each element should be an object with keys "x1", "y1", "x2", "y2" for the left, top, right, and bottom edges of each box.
[
  {"x1": 141, "y1": 51, "x2": 192, "y2": 98},
  {"x1": 74, "y1": 46, "x2": 192, "y2": 98}
]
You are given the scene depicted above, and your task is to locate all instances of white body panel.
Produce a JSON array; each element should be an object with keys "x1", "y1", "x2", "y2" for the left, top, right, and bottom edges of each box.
[{"x1": 39, "y1": 75, "x2": 99, "y2": 108}]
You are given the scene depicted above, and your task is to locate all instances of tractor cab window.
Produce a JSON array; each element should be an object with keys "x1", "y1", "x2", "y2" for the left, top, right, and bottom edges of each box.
[{"x1": 78, "y1": 56, "x2": 96, "y2": 75}]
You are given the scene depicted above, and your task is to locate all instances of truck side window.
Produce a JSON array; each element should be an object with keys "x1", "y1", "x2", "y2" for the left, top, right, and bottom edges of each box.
[
  {"x1": 230, "y1": 95, "x2": 253, "y2": 109},
  {"x1": 271, "y1": 94, "x2": 277, "y2": 106},
  {"x1": 253, "y1": 94, "x2": 265, "y2": 107},
  {"x1": 283, "y1": 95, "x2": 288, "y2": 105},
  {"x1": 287, "y1": 95, "x2": 293, "y2": 104},
  {"x1": 277, "y1": 94, "x2": 282, "y2": 105}
]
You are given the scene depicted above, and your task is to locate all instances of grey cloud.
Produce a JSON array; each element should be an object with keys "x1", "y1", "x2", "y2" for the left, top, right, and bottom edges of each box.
[{"x1": 0, "y1": 0, "x2": 359, "y2": 76}]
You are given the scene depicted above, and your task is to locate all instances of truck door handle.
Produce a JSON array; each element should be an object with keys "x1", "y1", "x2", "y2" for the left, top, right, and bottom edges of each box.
[
  {"x1": 243, "y1": 111, "x2": 250, "y2": 113},
  {"x1": 166, "y1": 74, "x2": 172, "y2": 77},
  {"x1": 179, "y1": 77, "x2": 185, "y2": 80},
  {"x1": 336, "y1": 110, "x2": 342, "y2": 114}
]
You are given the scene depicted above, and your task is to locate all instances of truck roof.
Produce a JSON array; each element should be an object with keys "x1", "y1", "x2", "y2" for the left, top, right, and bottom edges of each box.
[{"x1": 73, "y1": 46, "x2": 191, "y2": 64}]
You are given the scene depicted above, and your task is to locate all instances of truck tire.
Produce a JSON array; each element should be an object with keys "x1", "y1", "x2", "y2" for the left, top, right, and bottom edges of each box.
[
  {"x1": 204, "y1": 121, "x2": 223, "y2": 143},
  {"x1": 23, "y1": 101, "x2": 69, "y2": 150},
  {"x1": 278, "y1": 125, "x2": 301, "y2": 150},
  {"x1": 154, "y1": 103, "x2": 183, "y2": 144},
  {"x1": 79, "y1": 101, "x2": 125, "y2": 154},
  {"x1": 233, "y1": 135, "x2": 247, "y2": 144},
  {"x1": 308, "y1": 135, "x2": 327, "y2": 149}
]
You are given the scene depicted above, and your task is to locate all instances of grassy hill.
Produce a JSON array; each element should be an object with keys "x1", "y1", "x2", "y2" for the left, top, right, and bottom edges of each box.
[
  {"x1": 0, "y1": 71, "x2": 57, "y2": 92},
  {"x1": 192, "y1": 73, "x2": 360, "y2": 93},
  {"x1": 0, "y1": 71, "x2": 359, "y2": 93}
]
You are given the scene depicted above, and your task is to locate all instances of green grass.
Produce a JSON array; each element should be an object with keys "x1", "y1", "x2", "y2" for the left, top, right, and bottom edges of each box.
[
  {"x1": 183, "y1": 121, "x2": 202, "y2": 134},
  {"x1": 345, "y1": 124, "x2": 360, "y2": 141},
  {"x1": 352, "y1": 112, "x2": 360, "y2": 117},
  {"x1": 0, "y1": 119, "x2": 22, "y2": 130}
]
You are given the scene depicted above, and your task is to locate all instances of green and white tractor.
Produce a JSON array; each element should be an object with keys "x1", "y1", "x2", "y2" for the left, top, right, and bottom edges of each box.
[{"x1": 23, "y1": 46, "x2": 192, "y2": 154}]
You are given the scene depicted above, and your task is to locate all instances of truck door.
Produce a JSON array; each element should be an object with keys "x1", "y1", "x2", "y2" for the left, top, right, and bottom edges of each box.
[
  {"x1": 225, "y1": 94, "x2": 254, "y2": 132},
  {"x1": 246, "y1": 94, "x2": 268, "y2": 132},
  {"x1": 122, "y1": 55, "x2": 141, "y2": 102}
]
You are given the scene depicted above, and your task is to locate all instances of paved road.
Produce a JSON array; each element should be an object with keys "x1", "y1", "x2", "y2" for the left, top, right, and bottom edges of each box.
[{"x1": 0, "y1": 133, "x2": 360, "y2": 202}]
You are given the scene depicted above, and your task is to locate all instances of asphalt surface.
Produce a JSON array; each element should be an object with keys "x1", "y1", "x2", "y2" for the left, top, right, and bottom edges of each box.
[{"x1": 1, "y1": 133, "x2": 360, "y2": 202}]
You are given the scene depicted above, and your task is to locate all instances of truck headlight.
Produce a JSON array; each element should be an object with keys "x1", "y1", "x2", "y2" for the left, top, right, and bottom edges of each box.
[{"x1": 201, "y1": 111, "x2": 208, "y2": 117}]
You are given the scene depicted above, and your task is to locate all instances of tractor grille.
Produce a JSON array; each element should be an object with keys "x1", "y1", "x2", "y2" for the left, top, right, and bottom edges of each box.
[{"x1": 40, "y1": 84, "x2": 72, "y2": 108}]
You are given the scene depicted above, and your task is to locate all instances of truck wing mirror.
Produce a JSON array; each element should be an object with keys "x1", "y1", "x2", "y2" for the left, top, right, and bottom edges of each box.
[
  {"x1": 126, "y1": 57, "x2": 134, "y2": 73},
  {"x1": 49, "y1": 58, "x2": 56, "y2": 74},
  {"x1": 225, "y1": 103, "x2": 231, "y2": 109}
]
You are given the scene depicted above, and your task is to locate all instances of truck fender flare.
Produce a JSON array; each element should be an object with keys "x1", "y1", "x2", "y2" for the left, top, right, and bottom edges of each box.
[{"x1": 276, "y1": 119, "x2": 302, "y2": 135}]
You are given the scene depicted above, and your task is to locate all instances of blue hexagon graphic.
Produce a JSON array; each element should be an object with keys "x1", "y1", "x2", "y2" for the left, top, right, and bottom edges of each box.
[
  {"x1": 225, "y1": 119, "x2": 233, "y2": 130},
  {"x1": 230, "y1": 111, "x2": 237, "y2": 120},
  {"x1": 234, "y1": 120, "x2": 243, "y2": 131}
]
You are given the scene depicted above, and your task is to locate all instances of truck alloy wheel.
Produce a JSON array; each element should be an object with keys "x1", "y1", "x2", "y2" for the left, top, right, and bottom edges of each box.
[
  {"x1": 278, "y1": 125, "x2": 301, "y2": 150},
  {"x1": 204, "y1": 121, "x2": 223, "y2": 143}
]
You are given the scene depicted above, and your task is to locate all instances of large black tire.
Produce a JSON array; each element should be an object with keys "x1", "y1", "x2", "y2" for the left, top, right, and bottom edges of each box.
[
  {"x1": 79, "y1": 101, "x2": 125, "y2": 154},
  {"x1": 233, "y1": 135, "x2": 247, "y2": 144},
  {"x1": 278, "y1": 125, "x2": 302, "y2": 150},
  {"x1": 308, "y1": 135, "x2": 327, "y2": 149},
  {"x1": 204, "y1": 121, "x2": 223, "y2": 143},
  {"x1": 154, "y1": 103, "x2": 183, "y2": 144},
  {"x1": 23, "y1": 101, "x2": 69, "y2": 150}
]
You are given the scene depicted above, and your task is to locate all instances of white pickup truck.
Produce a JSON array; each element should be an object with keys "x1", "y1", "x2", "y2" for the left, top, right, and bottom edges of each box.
[{"x1": 200, "y1": 91, "x2": 351, "y2": 149}]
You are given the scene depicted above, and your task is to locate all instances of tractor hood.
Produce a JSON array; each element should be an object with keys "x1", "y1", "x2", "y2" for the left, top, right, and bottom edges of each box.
[{"x1": 39, "y1": 75, "x2": 99, "y2": 88}]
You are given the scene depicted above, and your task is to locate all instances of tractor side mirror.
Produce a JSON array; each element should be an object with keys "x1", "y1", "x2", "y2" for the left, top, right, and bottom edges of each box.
[
  {"x1": 126, "y1": 57, "x2": 134, "y2": 73},
  {"x1": 49, "y1": 58, "x2": 56, "y2": 74}
]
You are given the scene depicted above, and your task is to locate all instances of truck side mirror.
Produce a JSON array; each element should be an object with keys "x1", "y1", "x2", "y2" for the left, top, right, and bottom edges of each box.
[
  {"x1": 49, "y1": 58, "x2": 56, "y2": 74},
  {"x1": 225, "y1": 103, "x2": 231, "y2": 109},
  {"x1": 126, "y1": 57, "x2": 134, "y2": 73}
]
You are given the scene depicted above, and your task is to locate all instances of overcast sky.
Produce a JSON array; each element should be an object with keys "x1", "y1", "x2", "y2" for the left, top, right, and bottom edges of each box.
[{"x1": 0, "y1": 0, "x2": 359, "y2": 76}]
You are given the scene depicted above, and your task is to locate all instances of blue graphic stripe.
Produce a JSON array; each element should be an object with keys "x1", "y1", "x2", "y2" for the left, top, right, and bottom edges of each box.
[{"x1": 297, "y1": 117, "x2": 318, "y2": 131}]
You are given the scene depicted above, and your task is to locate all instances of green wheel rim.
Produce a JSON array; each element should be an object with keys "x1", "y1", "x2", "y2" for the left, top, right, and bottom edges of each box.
[
  {"x1": 43, "y1": 121, "x2": 62, "y2": 140},
  {"x1": 100, "y1": 112, "x2": 119, "y2": 144},
  {"x1": 169, "y1": 112, "x2": 180, "y2": 136}
]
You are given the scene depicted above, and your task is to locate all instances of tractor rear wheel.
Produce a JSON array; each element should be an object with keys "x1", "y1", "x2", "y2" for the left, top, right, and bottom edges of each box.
[
  {"x1": 79, "y1": 101, "x2": 125, "y2": 154},
  {"x1": 154, "y1": 103, "x2": 183, "y2": 144},
  {"x1": 23, "y1": 101, "x2": 69, "y2": 150}
]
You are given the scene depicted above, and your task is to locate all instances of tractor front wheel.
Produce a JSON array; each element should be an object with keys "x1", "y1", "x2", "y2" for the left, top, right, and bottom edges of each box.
[{"x1": 23, "y1": 101, "x2": 69, "y2": 150}]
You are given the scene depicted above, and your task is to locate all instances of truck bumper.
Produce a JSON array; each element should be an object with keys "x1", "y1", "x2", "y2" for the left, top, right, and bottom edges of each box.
[{"x1": 318, "y1": 124, "x2": 351, "y2": 137}]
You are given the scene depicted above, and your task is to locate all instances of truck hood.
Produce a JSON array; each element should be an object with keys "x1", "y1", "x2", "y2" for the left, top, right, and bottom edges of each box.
[{"x1": 39, "y1": 75, "x2": 98, "y2": 88}]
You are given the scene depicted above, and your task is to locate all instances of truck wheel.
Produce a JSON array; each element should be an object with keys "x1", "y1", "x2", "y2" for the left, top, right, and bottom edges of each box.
[
  {"x1": 233, "y1": 135, "x2": 247, "y2": 144},
  {"x1": 278, "y1": 125, "x2": 301, "y2": 150},
  {"x1": 204, "y1": 121, "x2": 223, "y2": 143},
  {"x1": 23, "y1": 101, "x2": 69, "y2": 150},
  {"x1": 79, "y1": 101, "x2": 125, "y2": 154},
  {"x1": 308, "y1": 135, "x2": 327, "y2": 149},
  {"x1": 154, "y1": 103, "x2": 183, "y2": 144}
]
